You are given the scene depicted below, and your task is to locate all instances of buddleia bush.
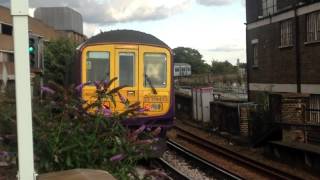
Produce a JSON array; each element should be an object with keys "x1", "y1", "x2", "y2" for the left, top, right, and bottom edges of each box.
[{"x1": 1, "y1": 78, "x2": 166, "y2": 179}]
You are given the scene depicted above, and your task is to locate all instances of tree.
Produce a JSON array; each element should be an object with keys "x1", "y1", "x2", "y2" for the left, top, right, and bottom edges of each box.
[
  {"x1": 211, "y1": 60, "x2": 239, "y2": 74},
  {"x1": 173, "y1": 47, "x2": 211, "y2": 74},
  {"x1": 44, "y1": 38, "x2": 76, "y2": 86}
]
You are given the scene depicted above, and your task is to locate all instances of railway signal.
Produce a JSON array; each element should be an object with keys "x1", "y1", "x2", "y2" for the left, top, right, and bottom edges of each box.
[{"x1": 29, "y1": 37, "x2": 36, "y2": 67}]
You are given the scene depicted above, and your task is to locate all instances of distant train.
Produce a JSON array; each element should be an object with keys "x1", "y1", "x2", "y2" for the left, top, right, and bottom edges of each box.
[
  {"x1": 174, "y1": 63, "x2": 192, "y2": 77},
  {"x1": 75, "y1": 30, "x2": 174, "y2": 126}
]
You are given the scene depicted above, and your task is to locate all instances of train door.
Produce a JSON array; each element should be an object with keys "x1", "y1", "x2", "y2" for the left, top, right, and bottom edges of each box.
[
  {"x1": 138, "y1": 46, "x2": 172, "y2": 117},
  {"x1": 114, "y1": 48, "x2": 139, "y2": 111},
  {"x1": 81, "y1": 45, "x2": 115, "y2": 111}
]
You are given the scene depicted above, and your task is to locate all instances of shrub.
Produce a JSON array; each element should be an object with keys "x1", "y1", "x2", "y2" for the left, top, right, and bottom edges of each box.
[{"x1": 1, "y1": 78, "x2": 163, "y2": 179}]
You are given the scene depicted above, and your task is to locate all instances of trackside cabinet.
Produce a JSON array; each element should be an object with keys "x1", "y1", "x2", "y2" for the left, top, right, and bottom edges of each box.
[{"x1": 192, "y1": 87, "x2": 214, "y2": 123}]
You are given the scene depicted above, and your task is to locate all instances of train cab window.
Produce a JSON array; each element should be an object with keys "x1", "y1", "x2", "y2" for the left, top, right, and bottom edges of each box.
[
  {"x1": 144, "y1": 53, "x2": 167, "y2": 88},
  {"x1": 86, "y1": 52, "x2": 110, "y2": 82},
  {"x1": 119, "y1": 52, "x2": 135, "y2": 86}
]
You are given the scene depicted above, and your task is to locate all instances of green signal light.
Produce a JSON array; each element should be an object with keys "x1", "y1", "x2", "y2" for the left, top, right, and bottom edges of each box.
[{"x1": 29, "y1": 46, "x2": 34, "y2": 53}]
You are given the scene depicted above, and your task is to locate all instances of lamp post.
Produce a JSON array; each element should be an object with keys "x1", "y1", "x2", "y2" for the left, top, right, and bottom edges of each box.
[{"x1": 11, "y1": 0, "x2": 36, "y2": 179}]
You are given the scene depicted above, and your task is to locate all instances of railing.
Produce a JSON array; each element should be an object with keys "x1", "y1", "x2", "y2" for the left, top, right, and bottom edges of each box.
[
  {"x1": 212, "y1": 85, "x2": 248, "y2": 101},
  {"x1": 307, "y1": 95, "x2": 320, "y2": 125}
]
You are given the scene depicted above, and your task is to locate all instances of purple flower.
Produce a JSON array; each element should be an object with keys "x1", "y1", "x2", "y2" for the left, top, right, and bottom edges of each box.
[
  {"x1": 75, "y1": 82, "x2": 91, "y2": 92},
  {"x1": 94, "y1": 81, "x2": 100, "y2": 88},
  {"x1": 102, "y1": 105, "x2": 112, "y2": 117},
  {"x1": 133, "y1": 125, "x2": 146, "y2": 135},
  {"x1": 151, "y1": 127, "x2": 162, "y2": 136},
  {"x1": 110, "y1": 154, "x2": 125, "y2": 162},
  {"x1": 0, "y1": 151, "x2": 9, "y2": 159},
  {"x1": 75, "y1": 84, "x2": 84, "y2": 92},
  {"x1": 103, "y1": 79, "x2": 109, "y2": 86},
  {"x1": 117, "y1": 92, "x2": 127, "y2": 104},
  {"x1": 41, "y1": 86, "x2": 55, "y2": 95}
]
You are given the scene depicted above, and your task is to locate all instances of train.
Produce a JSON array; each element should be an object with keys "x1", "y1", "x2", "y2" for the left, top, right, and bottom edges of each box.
[
  {"x1": 174, "y1": 63, "x2": 192, "y2": 77},
  {"x1": 75, "y1": 30, "x2": 174, "y2": 127}
]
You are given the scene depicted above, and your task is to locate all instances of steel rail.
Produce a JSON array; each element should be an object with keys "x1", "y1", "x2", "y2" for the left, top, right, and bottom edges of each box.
[
  {"x1": 155, "y1": 158, "x2": 191, "y2": 180},
  {"x1": 167, "y1": 139, "x2": 243, "y2": 180},
  {"x1": 174, "y1": 126, "x2": 303, "y2": 180}
]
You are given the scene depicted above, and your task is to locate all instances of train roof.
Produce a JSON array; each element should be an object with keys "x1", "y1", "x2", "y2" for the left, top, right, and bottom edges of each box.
[{"x1": 82, "y1": 30, "x2": 170, "y2": 49}]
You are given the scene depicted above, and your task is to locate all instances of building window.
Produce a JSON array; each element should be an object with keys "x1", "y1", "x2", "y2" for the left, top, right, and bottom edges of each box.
[
  {"x1": 262, "y1": 0, "x2": 277, "y2": 16},
  {"x1": 0, "y1": 52, "x2": 14, "y2": 62},
  {"x1": 252, "y1": 43, "x2": 258, "y2": 67},
  {"x1": 0, "y1": 23, "x2": 13, "y2": 36},
  {"x1": 280, "y1": 19, "x2": 293, "y2": 47},
  {"x1": 306, "y1": 11, "x2": 320, "y2": 42}
]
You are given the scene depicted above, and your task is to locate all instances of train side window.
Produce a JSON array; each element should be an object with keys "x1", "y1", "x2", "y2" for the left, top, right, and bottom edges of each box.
[
  {"x1": 86, "y1": 51, "x2": 110, "y2": 82},
  {"x1": 119, "y1": 52, "x2": 135, "y2": 86},
  {"x1": 144, "y1": 53, "x2": 167, "y2": 88}
]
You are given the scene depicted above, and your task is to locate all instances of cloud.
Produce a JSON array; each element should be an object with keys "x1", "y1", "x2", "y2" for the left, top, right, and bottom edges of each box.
[
  {"x1": 28, "y1": 0, "x2": 190, "y2": 25},
  {"x1": 83, "y1": 23, "x2": 100, "y2": 37},
  {"x1": 208, "y1": 45, "x2": 244, "y2": 52},
  {"x1": 196, "y1": 0, "x2": 235, "y2": 6},
  {"x1": 0, "y1": 0, "x2": 191, "y2": 23}
]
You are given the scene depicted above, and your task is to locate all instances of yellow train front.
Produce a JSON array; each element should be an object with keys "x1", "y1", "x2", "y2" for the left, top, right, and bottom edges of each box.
[{"x1": 76, "y1": 30, "x2": 174, "y2": 126}]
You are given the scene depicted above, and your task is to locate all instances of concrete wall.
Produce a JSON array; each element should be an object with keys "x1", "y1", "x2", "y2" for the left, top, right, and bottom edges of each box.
[{"x1": 34, "y1": 7, "x2": 83, "y2": 34}]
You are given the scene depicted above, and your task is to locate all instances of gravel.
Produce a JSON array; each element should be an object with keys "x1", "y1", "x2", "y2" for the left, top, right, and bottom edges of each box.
[{"x1": 162, "y1": 150, "x2": 215, "y2": 180}]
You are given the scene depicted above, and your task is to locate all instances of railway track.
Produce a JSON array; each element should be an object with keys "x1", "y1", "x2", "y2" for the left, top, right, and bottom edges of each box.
[
  {"x1": 153, "y1": 158, "x2": 190, "y2": 180},
  {"x1": 164, "y1": 140, "x2": 243, "y2": 180},
  {"x1": 174, "y1": 125, "x2": 303, "y2": 180}
]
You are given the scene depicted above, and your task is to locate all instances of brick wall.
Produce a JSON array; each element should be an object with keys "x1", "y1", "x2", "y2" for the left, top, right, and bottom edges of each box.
[
  {"x1": 247, "y1": 22, "x2": 297, "y2": 84},
  {"x1": 247, "y1": 7, "x2": 320, "y2": 100},
  {"x1": 246, "y1": 0, "x2": 261, "y2": 23},
  {"x1": 282, "y1": 128, "x2": 305, "y2": 143},
  {"x1": 0, "y1": 34, "x2": 13, "y2": 51},
  {"x1": 0, "y1": 6, "x2": 12, "y2": 24},
  {"x1": 281, "y1": 95, "x2": 308, "y2": 124},
  {"x1": 268, "y1": 93, "x2": 309, "y2": 143},
  {"x1": 239, "y1": 106, "x2": 250, "y2": 136}
]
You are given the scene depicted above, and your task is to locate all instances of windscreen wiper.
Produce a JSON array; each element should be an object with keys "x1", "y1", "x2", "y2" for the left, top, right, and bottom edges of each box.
[{"x1": 145, "y1": 74, "x2": 157, "y2": 95}]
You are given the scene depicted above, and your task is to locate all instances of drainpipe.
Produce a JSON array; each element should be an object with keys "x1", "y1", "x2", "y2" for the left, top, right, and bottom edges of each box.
[{"x1": 294, "y1": 3, "x2": 302, "y2": 93}]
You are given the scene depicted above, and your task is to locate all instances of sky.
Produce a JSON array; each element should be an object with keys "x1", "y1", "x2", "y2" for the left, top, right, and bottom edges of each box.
[{"x1": 0, "y1": 0, "x2": 246, "y2": 64}]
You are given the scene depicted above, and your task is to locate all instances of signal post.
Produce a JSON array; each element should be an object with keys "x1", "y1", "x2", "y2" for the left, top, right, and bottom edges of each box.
[{"x1": 11, "y1": 0, "x2": 36, "y2": 180}]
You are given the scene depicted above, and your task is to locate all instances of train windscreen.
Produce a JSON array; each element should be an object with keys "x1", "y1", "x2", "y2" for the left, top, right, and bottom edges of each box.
[
  {"x1": 86, "y1": 51, "x2": 110, "y2": 82},
  {"x1": 144, "y1": 53, "x2": 167, "y2": 88}
]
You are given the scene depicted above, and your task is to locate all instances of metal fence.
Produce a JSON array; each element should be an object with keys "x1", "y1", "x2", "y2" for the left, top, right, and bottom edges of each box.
[
  {"x1": 212, "y1": 85, "x2": 248, "y2": 101},
  {"x1": 307, "y1": 95, "x2": 320, "y2": 125}
]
